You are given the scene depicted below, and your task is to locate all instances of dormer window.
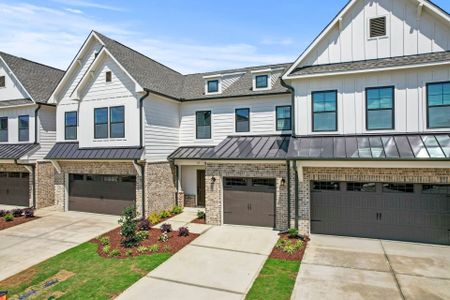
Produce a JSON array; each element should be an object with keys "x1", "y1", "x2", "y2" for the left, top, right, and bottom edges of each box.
[
  {"x1": 255, "y1": 75, "x2": 269, "y2": 89},
  {"x1": 0, "y1": 76, "x2": 5, "y2": 88},
  {"x1": 207, "y1": 80, "x2": 219, "y2": 94},
  {"x1": 369, "y1": 16, "x2": 387, "y2": 38},
  {"x1": 252, "y1": 70, "x2": 273, "y2": 91},
  {"x1": 106, "y1": 71, "x2": 112, "y2": 83}
]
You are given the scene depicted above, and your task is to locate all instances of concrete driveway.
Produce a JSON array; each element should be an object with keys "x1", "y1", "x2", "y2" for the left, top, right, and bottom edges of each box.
[
  {"x1": 291, "y1": 235, "x2": 450, "y2": 300},
  {"x1": 118, "y1": 225, "x2": 279, "y2": 300},
  {"x1": 0, "y1": 207, "x2": 118, "y2": 281}
]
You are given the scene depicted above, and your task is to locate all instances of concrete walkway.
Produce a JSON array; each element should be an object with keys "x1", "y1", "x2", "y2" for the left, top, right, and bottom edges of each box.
[
  {"x1": 291, "y1": 235, "x2": 450, "y2": 300},
  {"x1": 0, "y1": 207, "x2": 118, "y2": 281},
  {"x1": 118, "y1": 225, "x2": 279, "y2": 300}
]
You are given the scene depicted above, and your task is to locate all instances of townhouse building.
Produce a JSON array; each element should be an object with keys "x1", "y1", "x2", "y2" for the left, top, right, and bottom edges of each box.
[{"x1": 0, "y1": 52, "x2": 63, "y2": 208}]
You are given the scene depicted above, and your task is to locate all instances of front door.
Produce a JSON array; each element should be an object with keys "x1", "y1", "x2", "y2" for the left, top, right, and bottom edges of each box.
[{"x1": 197, "y1": 170, "x2": 206, "y2": 207}]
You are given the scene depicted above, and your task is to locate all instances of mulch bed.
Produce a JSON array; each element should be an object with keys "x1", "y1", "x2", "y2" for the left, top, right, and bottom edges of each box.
[
  {"x1": 190, "y1": 218, "x2": 206, "y2": 224},
  {"x1": 269, "y1": 233, "x2": 309, "y2": 261},
  {"x1": 0, "y1": 216, "x2": 37, "y2": 231},
  {"x1": 92, "y1": 227, "x2": 199, "y2": 259}
]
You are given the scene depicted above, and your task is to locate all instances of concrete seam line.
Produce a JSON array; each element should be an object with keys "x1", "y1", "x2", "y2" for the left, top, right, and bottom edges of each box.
[
  {"x1": 392, "y1": 272, "x2": 450, "y2": 282},
  {"x1": 189, "y1": 244, "x2": 268, "y2": 256},
  {"x1": 300, "y1": 262, "x2": 392, "y2": 274},
  {"x1": 148, "y1": 276, "x2": 245, "y2": 295},
  {"x1": 380, "y1": 241, "x2": 406, "y2": 300}
]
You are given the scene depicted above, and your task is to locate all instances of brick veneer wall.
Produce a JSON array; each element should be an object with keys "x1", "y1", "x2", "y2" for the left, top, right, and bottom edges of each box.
[
  {"x1": 35, "y1": 161, "x2": 55, "y2": 208},
  {"x1": 205, "y1": 162, "x2": 289, "y2": 230},
  {"x1": 0, "y1": 163, "x2": 33, "y2": 207},
  {"x1": 145, "y1": 162, "x2": 177, "y2": 215},
  {"x1": 298, "y1": 167, "x2": 450, "y2": 235}
]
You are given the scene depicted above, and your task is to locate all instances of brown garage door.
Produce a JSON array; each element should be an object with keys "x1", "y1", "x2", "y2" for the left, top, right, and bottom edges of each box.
[
  {"x1": 311, "y1": 182, "x2": 450, "y2": 245},
  {"x1": 0, "y1": 172, "x2": 29, "y2": 206},
  {"x1": 69, "y1": 174, "x2": 136, "y2": 215},
  {"x1": 223, "y1": 177, "x2": 275, "y2": 228}
]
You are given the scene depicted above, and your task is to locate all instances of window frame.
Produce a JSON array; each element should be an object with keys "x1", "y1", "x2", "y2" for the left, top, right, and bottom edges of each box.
[
  {"x1": 196, "y1": 110, "x2": 212, "y2": 140},
  {"x1": 18, "y1": 115, "x2": 29, "y2": 142},
  {"x1": 0, "y1": 117, "x2": 8, "y2": 142},
  {"x1": 206, "y1": 79, "x2": 219, "y2": 94},
  {"x1": 275, "y1": 105, "x2": 292, "y2": 131},
  {"x1": 311, "y1": 90, "x2": 338, "y2": 132},
  {"x1": 426, "y1": 81, "x2": 450, "y2": 129},
  {"x1": 64, "y1": 111, "x2": 78, "y2": 140},
  {"x1": 109, "y1": 106, "x2": 125, "y2": 139},
  {"x1": 94, "y1": 107, "x2": 109, "y2": 139},
  {"x1": 254, "y1": 74, "x2": 269, "y2": 89},
  {"x1": 0, "y1": 76, "x2": 5, "y2": 88},
  {"x1": 365, "y1": 86, "x2": 395, "y2": 131},
  {"x1": 235, "y1": 108, "x2": 250, "y2": 133},
  {"x1": 105, "y1": 71, "x2": 112, "y2": 83}
]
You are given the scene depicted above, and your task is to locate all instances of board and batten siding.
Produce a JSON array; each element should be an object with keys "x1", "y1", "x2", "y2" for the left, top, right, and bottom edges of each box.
[
  {"x1": 293, "y1": 64, "x2": 450, "y2": 135},
  {"x1": 180, "y1": 95, "x2": 291, "y2": 146},
  {"x1": 301, "y1": 0, "x2": 450, "y2": 67},
  {"x1": 143, "y1": 93, "x2": 180, "y2": 162}
]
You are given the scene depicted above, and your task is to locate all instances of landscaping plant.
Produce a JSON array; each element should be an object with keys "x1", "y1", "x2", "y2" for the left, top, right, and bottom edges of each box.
[
  {"x1": 160, "y1": 223, "x2": 172, "y2": 233},
  {"x1": 171, "y1": 205, "x2": 183, "y2": 215},
  {"x1": 148, "y1": 212, "x2": 161, "y2": 225},
  {"x1": 24, "y1": 208, "x2": 34, "y2": 218},
  {"x1": 287, "y1": 228, "x2": 299, "y2": 239},
  {"x1": 102, "y1": 245, "x2": 110, "y2": 254},
  {"x1": 118, "y1": 206, "x2": 139, "y2": 248},
  {"x1": 0, "y1": 210, "x2": 6, "y2": 217},
  {"x1": 160, "y1": 210, "x2": 172, "y2": 219},
  {"x1": 148, "y1": 244, "x2": 159, "y2": 253},
  {"x1": 4, "y1": 213, "x2": 14, "y2": 222},
  {"x1": 98, "y1": 236, "x2": 110, "y2": 246},
  {"x1": 110, "y1": 249, "x2": 121, "y2": 257},
  {"x1": 11, "y1": 208, "x2": 23, "y2": 217},
  {"x1": 178, "y1": 227, "x2": 189, "y2": 237},
  {"x1": 136, "y1": 230, "x2": 149, "y2": 242},
  {"x1": 137, "y1": 246, "x2": 148, "y2": 254},
  {"x1": 137, "y1": 218, "x2": 151, "y2": 231},
  {"x1": 158, "y1": 232, "x2": 169, "y2": 243},
  {"x1": 197, "y1": 210, "x2": 205, "y2": 219}
]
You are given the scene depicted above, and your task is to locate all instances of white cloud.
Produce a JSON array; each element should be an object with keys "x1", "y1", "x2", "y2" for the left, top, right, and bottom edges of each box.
[
  {"x1": 52, "y1": 0, "x2": 124, "y2": 12},
  {"x1": 260, "y1": 37, "x2": 295, "y2": 46},
  {"x1": 65, "y1": 8, "x2": 83, "y2": 14}
]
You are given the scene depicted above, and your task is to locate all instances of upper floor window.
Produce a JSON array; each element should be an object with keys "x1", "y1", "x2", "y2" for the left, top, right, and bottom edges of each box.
[
  {"x1": 106, "y1": 71, "x2": 112, "y2": 83},
  {"x1": 18, "y1": 115, "x2": 29, "y2": 142},
  {"x1": 427, "y1": 82, "x2": 450, "y2": 129},
  {"x1": 196, "y1": 111, "x2": 211, "y2": 139},
  {"x1": 110, "y1": 106, "x2": 125, "y2": 138},
  {"x1": 255, "y1": 75, "x2": 269, "y2": 89},
  {"x1": 0, "y1": 76, "x2": 5, "y2": 88},
  {"x1": 94, "y1": 107, "x2": 108, "y2": 139},
  {"x1": 366, "y1": 87, "x2": 394, "y2": 130},
  {"x1": 369, "y1": 16, "x2": 387, "y2": 38},
  {"x1": 65, "y1": 111, "x2": 77, "y2": 140},
  {"x1": 312, "y1": 90, "x2": 337, "y2": 132},
  {"x1": 0, "y1": 117, "x2": 7, "y2": 142},
  {"x1": 276, "y1": 106, "x2": 292, "y2": 131},
  {"x1": 235, "y1": 108, "x2": 250, "y2": 132},
  {"x1": 207, "y1": 80, "x2": 219, "y2": 94}
]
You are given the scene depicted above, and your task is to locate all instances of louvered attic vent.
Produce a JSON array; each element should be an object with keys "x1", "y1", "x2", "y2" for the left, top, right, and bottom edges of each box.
[{"x1": 369, "y1": 16, "x2": 386, "y2": 38}]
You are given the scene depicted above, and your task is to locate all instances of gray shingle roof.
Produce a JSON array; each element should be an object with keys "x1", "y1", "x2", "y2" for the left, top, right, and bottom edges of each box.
[
  {"x1": 0, "y1": 52, "x2": 64, "y2": 104},
  {"x1": 94, "y1": 32, "x2": 290, "y2": 101},
  {"x1": 287, "y1": 51, "x2": 450, "y2": 77},
  {"x1": 0, "y1": 99, "x2": 34, "y2": 107},
  {"x1": 287, "y1": 133, "x2": 450, "y2": 160},
  {"x1": 0, "y1": 143, "x2": 39, "y2": 159},
  {"x1": 45, "y1": 142, "x2": 144, "y2": 160}
]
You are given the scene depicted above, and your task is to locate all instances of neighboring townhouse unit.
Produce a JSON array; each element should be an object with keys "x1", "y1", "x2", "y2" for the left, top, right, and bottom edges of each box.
[{"x1": 0, "y1": 52, "x2": 64, "y2": 208}]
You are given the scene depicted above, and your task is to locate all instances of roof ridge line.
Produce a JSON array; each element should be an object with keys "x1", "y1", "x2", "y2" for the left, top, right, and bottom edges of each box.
[{"x1": 0, "y1": 51, "x2": 64, "y2": 72}]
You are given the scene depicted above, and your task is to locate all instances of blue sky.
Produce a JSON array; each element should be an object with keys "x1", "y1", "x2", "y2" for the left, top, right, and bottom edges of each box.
[{"x1": 1, "y1": 0, "x2": 449, "y2": 73}]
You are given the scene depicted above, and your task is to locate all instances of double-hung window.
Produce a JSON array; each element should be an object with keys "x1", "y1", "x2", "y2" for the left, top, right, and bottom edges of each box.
[
  {"x1": 65, "y1": 111, "x2": 77, "y2": 140},
  {"x1": 366, "y1": 87, "x2": 394, "y2": 130},
  {"x1": 18, "y1": 115, "x2": 29, "y2": 142},
  {"x1": 94, "y1": 108, "x2": 108, "y2": 139},
  {"x1": 427, "y1": 82, "x2": 450, "y2": 129},
  {"x1": 110, "y1": 106, "x2": 125, "y2": 138},
  {"x1": 0, "y1": 117, "x2": 7, "y2": 142},
  {"x1": 235, "y1": 108, "x2": 250, "y2": 132},
  {"x1": 312, "y1": 91, "x2": 337, "y2": 132},
  {"x1": 196, "y1": 111, "x2": 211, "y2": 139},
  {"x1": 276, "y1": 106, "x2": 292, "y2": 131}
]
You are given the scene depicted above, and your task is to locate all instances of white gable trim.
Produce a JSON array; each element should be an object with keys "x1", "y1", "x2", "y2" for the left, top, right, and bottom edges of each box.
[
  {"x1": 282, "y1": 0, "x2": 450, "y2": 80},
  {"x1": 70, "y1": 47, "x2": 143, "y2": 100},
  {"x1": 0, "y1": 56, "x2": 35, "y2": 103}
]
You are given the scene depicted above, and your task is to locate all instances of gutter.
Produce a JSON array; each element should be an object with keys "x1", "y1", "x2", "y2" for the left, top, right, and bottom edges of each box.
[
  {"x1": 34, "y1": 104, "x2": 41, "y2": 145},
  {"x1": 293, "y1": 161, "x2": 299, "y2": 229},
  {"x1": 136, "y1": 91, "x2": 150, "y2": 218},
  {"x1": 280, "y1": 78, "x2": 296, "y2": 136}
]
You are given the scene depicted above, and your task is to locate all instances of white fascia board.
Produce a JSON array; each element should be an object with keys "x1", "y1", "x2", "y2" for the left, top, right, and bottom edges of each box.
[
  {"x1": 203, "y1": 72, "x2": 245, "y2": 79},
  {"x1": 0, "y1": 56, "x2": 35, "y2": 104},
  {"x1": 251, "y1": 67, "x2": 285, "y2": 74}
]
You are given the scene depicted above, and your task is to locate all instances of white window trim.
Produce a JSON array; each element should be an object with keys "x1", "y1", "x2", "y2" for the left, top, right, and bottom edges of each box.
[
  {"x1": 204, "y1": 77, "x2": 222, "y2": 95},
  {"x1": 367, "y1": 14, "x2": 390, "y2": 41},
  {"x1": 252, "y1": 73, "x2": 272, "y2": 91},
  {"x1": 0, "y1": 75, "x2": 6, "y2": 89},
  {"x1": 105, "y1": 70, "x2": 112, "y2": 84}
]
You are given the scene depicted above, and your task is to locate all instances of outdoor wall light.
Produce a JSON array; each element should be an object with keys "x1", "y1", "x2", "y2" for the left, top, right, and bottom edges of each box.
[
  {"x1": 281, "y1": 178, "x2": 286, "y2": 186},
  {"x1": 210, "y1": 176, "x2": 216, "y2": 184}
]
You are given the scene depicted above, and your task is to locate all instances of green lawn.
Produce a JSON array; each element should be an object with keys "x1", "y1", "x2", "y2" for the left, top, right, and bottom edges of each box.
[
  {"x1": 246, "y1": 258, "x2": 300, "y2": 300},
  {"x1": 0, "y1": 242, "x2": 170, "y2": 300}
]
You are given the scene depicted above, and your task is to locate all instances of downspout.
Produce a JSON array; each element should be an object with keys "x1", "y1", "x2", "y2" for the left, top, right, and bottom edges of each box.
[
  {"x1": 286, "y1": 160, "x2": 291, "y2": 229},
  {"x1": 34, "y1": 104, "x2": 41, "y2": 145},
  {"x1": 175, "y1": 164, "x2": 179, "y2": 205},
  {"x1": 294, "y1": 161, "x2": 299, "y2": 229},
  {"x1": 137, "y1": 90, "x2": 150, "y2": 218},
  {"x1": 280, "y1": 78, "x2": 296, "y2": 136}
]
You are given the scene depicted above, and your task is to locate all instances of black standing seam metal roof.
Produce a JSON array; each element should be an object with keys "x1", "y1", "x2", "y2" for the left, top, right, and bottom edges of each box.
[
  {"x1": 0, "y1": 143, "x2": 39, "y2": 159},
  {"x1": 45, "y1": 142, "x2": 144, "y2": 160}
]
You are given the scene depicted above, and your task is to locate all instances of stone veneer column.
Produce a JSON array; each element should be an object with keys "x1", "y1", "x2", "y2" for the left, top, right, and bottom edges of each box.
[
  {"x1": 144, "y1": 162, "x2": 177, "y2": 216},
  {"x1": 35, "y1": 161, "x2": 55, "y2": 209}
]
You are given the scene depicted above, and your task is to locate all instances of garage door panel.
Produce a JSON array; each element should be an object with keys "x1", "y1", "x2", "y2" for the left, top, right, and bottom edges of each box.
[{"x1": 0, "y1": 172, "x2": 29, "y2": 206}]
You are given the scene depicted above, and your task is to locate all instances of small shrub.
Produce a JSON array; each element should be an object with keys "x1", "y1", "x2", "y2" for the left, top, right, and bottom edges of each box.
[
  {"x1": 162, "y1": 245, "x2": 171, "y2": 253},
  {"x1": 136, "y1": 230, "x2": 149, "y2": 242},
  {"x1": 24, "y1": 208, "x2": 34, "y2": 218},
  {"x1": 137, "y1": 246, "x2": 148, "y2": 254},
  {"x1": 11, "y1": 208, "x2": 23, "y2": 217},
  {"x1": 137, "y1": 218, "x2": 151, "y2": 231},
  {"x1": 119, "y1": 206, "x2": 139, "y2": 248},
  {"x1": 171, "y1": 205, "x2": 183, "y2": 215},
  {"x1": 287, "y1": 228, "x2": 299, "y2": 239},
  {"x1": 102, "y1": 245, "x2": 110, "y2": 254},
  {"x1": 283, "y1": 244, "x2": 297, "y2": 254},
  {"x1": 158, "y1": 232, "x2": 169, "y2": 243},
  {"x1": 197, "y1": 210, "x2": 205, "y2": 220},
  {"x1": 148, "y1": 244, "x2": 159, "y2": 253},
  {"x1": 178, "y1": 227, "x2": 189, "y2": 237},
  {"x1": 160, "y1": 210, "x2": 172, "y2": 219},
  {"x1": 0, "y1": 210, "x2": 6, "y2": 217},
  {"x1": 98, "y1": 236, "x2": 110, "y2": 246},
  {"x1": 110, "y1": 249, "x2": 121, "y2": 257},
  {"x1": 4, "y1": 214, "x2": 13, "y2": 222},
  {"x1": 148, "y1": 212, "x2": 161, "y2": 225},
  {"x1": 275, "y1": 238, "x2": 303, "y2": 254},
  {"x1": 126, "y1": 250, "x2": 133, "y2": 257},
  {"x1": 160, "y1": 223, "x2": 172, "y2": 233}
]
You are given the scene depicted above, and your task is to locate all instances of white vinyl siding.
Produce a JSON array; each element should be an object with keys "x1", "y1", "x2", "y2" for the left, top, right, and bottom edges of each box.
[
  {"x1": 0, "y1": 105, "x2": 36, "y2": 144},
  {"x1": 28, "y1": 105, "x2": 57, "y2": 160}
]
